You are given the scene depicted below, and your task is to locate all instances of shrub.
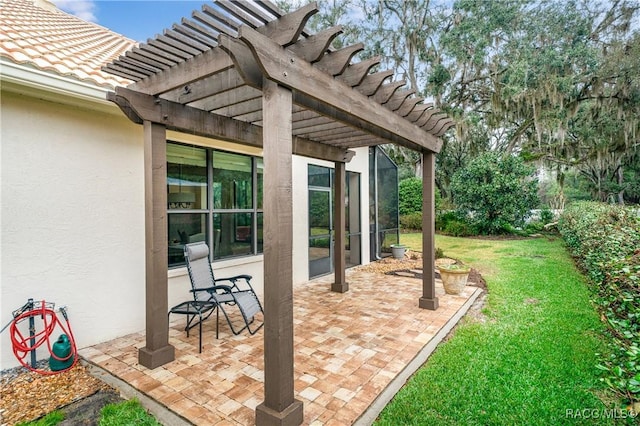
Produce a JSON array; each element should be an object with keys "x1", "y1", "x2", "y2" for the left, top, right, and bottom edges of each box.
[
  {"x1": 540, "y1": 207, "x2": 554, "y2": 224},
  {"x1": 443, "y1": 219, "x2": 474, "y2": 237},
  {"x1": 435, "y1": 211, "x2": 475, "y2": 236},
  {"x1": 399, "y1": 177, "x2": 423, "y2": 216},
  {"x1": 400, "y1": 212, "x2": 423, "y2": 230},
  {"x1": 450, "y1": 153, "x2": 538, "y2": 235},
  {"x1": 436, "y1": 211, "x2": 457, "y2": 232},
  {"x1": 398, "y1": 177, "x2": 442, "y2": 216},
  {"x1": 524, "y1": 221, "x2": 544, "y2": 234},
  {"x1": 558, "y1": 201, "x2": 640, "y2": 405}
]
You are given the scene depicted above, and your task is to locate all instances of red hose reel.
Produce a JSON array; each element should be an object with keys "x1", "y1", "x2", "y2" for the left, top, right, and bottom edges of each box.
[{"x1": 6, "y1": 299, "x2": 78, "y2": 375}]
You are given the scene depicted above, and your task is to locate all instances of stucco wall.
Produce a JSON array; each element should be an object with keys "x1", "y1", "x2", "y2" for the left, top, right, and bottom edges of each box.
[{"x1": 1, "y1": 90, "x2": 147, "y2": 369}]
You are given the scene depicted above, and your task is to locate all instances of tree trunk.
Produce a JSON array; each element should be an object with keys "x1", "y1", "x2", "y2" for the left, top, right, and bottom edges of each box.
[{"x1": 617, "y1": 165, "x2": 625, "y2": 205}]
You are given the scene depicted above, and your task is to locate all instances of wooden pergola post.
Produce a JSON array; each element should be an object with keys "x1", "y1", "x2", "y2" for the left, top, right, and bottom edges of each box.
[
  {"x1": 332, "y1": 161, "x2": 348, "y2": 293},
  {"x1": 419, "y1": 151, "x2": 439, "y2": 310},
  {"x1": 255, "y1": 79, "x2": 304, "y2": 425},
  {"x1": 138, "y1": 120, "x2": 175, "y2": 368}
]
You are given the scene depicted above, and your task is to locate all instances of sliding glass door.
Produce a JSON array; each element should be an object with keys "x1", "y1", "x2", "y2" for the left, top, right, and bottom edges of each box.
[{"x1": 308, "y1": 165, "x2": 361, "y2": 279}]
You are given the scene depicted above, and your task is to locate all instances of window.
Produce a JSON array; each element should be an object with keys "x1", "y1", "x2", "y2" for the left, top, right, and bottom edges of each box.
[{"x1": 167, "y1": 142, "x2": 263, "y2": 267}]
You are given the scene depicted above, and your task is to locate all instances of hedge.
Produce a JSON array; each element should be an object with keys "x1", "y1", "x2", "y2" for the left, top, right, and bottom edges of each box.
[{"x1": 558, "y1": 201, "x2": 640, "y2": 406}]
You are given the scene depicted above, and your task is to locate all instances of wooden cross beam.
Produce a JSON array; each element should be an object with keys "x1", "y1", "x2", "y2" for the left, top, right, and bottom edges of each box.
[
  {"x1": 219, "y1": 25, "x2": 442, "y2": 153},
  {"x1": 107, "y1": 87, "x2": 355, "y2": 163}
]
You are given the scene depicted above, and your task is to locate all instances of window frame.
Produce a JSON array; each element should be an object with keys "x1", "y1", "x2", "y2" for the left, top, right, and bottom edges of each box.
[{"x1": 167, "y1": 141, "x2": 264, "y2": 268}]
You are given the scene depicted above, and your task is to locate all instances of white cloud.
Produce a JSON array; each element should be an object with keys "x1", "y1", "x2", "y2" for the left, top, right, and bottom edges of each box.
[{"x1": 52, "y1": 0, "x2": 98, "y2": 23}]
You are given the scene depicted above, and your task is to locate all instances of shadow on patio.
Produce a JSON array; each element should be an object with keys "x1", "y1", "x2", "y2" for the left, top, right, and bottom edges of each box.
[{"x1": 80, "y1": 267, "x2": 482, "y2": 425}]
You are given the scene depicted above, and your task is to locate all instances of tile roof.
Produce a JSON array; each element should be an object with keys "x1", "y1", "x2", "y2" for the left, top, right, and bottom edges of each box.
[{"x1": 0, "y1": 0, "x2": 136, "y2": 88}]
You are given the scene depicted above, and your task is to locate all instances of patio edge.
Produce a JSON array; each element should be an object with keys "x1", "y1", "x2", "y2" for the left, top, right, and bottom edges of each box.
[
  {"x1": 82, "y1": 360, "x2": 193, "y2": 426},
  {"x1": 353, "y1": 287, "x2": 484, "y2": 425}
]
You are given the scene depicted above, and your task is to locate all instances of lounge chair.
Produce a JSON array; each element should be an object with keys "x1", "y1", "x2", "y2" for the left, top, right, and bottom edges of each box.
[{"x1": 183, "y1": 242, "x2": 264, "y2": 338}]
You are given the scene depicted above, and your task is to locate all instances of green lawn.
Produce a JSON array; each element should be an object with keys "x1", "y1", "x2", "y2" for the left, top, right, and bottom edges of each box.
[
  {"x1": 375, "y1": 234, "x2": 618, "y2": 425},
  {"x1": 19, "y1": 399, "x2": 159, "y2": 426}
]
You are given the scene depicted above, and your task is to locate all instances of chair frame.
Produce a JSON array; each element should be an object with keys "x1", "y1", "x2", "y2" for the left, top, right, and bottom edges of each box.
[
  {"x1": 184, "y1": 242, "x2": 264, "y2": 339},
  {"x1": 168, "y1": 300, "x2": 216, "y2": 353}
]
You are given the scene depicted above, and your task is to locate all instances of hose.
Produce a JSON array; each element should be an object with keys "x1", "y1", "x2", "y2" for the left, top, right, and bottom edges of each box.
[{"x1": 9, "y1": 300, "x2": 78, "y2": 375}]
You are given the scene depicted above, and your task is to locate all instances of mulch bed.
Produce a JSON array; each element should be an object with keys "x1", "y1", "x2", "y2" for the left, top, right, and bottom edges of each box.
[
  {"x1": 357, "y1": 250, "x2": 487, "y2": 291},
  {"x1": 0, "y1": 362, "x2": 119, "y2": 425}
]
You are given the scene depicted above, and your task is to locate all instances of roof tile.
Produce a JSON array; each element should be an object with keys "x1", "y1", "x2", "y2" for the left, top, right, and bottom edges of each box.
[{"x1": 0, "y1": 0, "x2": 137, "y2": 88}]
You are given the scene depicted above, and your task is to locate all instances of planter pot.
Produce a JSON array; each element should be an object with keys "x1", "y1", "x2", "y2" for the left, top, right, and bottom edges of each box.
[
  {"x1": 390, "y1": 245, "x2": 406, "y2": 259},
  {"x1": 439, "y1": 267, "x2": 470, "y2": 295}
]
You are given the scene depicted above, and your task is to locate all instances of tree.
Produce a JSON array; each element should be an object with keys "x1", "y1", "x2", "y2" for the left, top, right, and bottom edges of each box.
[
  {"x1": 435, "y1": 0, "x2": 640, "y2": 204},
  {"x1": 278, "y1": 0, "x2": 640, "y2": 203},
  {"x1": 451, "y1": 153, "x2": 539, "y2": 234}
]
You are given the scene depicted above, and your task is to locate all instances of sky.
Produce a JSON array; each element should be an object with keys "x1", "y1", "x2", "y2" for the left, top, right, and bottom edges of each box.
[{"x1": 52, "y1": 1, "x2": 208, "y2": 42}]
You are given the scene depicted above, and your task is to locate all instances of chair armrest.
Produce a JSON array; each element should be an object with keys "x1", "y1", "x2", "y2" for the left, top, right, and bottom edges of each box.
[
  {"x1": 190, "y1": 285, "x2": 232, "y2": 294},
  {"x1": 216, "y1": 275, "x2": 253, "y2": 292},
  {"x1": 217, "y1": 274, "x2": 252, "y2": 283}
]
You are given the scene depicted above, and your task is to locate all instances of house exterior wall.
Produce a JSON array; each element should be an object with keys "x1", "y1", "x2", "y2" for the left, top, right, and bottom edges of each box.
[
  {"x1": 1, "y1": 88, "x2": 147, "y2": 369},
  {"x1": 0, "y1": 79, "x2": 373, "y2": 370}
]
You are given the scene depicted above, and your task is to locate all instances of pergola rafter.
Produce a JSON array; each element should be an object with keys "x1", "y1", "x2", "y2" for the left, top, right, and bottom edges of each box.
[{"x1": 103, "y1": 1, "x2": 454, "y2": 424}]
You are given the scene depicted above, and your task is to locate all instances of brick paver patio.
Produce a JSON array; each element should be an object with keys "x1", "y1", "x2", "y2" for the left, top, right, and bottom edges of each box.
[{"x1": 80, "y1": 267, "x2": 481, "y2": 425}]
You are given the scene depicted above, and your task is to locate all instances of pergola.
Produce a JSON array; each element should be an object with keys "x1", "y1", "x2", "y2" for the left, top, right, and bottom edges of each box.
[{"x1": 104, "y1": 1, "x2": 453, "y2": 424}]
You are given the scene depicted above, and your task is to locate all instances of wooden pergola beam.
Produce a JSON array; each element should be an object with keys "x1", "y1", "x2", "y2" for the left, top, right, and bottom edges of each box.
[
  {"x1": 127, "y1": 48, "x2": 234, "y2": 95},
  {"x1": 313, "y1": 43, "x2": 364, "y2": 76},
  {"x1": 219, "y1": 26, "x2": 442, "y2": 153},
  {"x1": 262, "y1": 2, "x2": 316, "y2": 46},
  {"x1": 436, "y1": 120, "x2": 456, "y2": 137},
  {"x1": 288, "y1": 25, "x2": 343, "y2": 63},
  {"x1": 107, "y1": 87, "x2": 355, "y2": 163},
  {"x1": 372, "y1": 80, "x2": 405, "y2": 104},
  {"x1": 336, "y1": 56, "x2": 380, "y2": 87},
  {"x1": 405, "y1": 103, "x2": 432, "y2": 122},
  {"x1": 354, "y1": 70, "x2": 393, "y2": 96}
]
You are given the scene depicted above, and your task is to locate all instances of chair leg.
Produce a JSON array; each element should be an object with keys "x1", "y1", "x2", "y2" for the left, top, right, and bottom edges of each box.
[
  {"x1": 216, "y1": 304, "x2": 246, "y2": 336},
  {"x1": 198, "y1": 312, "x2": 202, "y2": 353},
  {"x1": 186, "y1": 313, "x2": 192, "y2": 337}
]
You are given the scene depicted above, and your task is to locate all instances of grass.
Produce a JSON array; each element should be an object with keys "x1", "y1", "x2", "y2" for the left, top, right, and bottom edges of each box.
[
  {"x1": 17, "y1": 411, "x2": 64, "y2": 426},
  {"x1": 99, "y1": 399, "x2": 161, "y2": 426},
  {"x1": 375, "y1": 234, "x2": 617, "y2": 425},
  {"x1": 19, "y1": 399, "x2": 159, "y2": 426}
]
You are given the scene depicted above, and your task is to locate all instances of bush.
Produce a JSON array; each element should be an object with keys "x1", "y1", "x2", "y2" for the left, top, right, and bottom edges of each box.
[
  {"x1": 558, "y1": 201, "x2": 640, "y2": 405},
  {"x1": 451, "y1": 153, "x2": 539, "y2": 234},
  {"x1": 435, "y1": 211, "x2": 457, "y2": 232},
  {"x1": 400, "y1": 212, "x2": 423, "y2": 230},
  {"x1": 399, "y1": 177, "x2": 423, "y2": 216},
  {"x1": 398, "y1": 177, "x2": 442, "y2": 216},
  {"x1": 444, "y1": 220, "x2": 474, "y2": 237},
  {"x1": 435, "y1": 211, "x2": 475, "y2": 236},
  {"x1": 540, "y1": 207, "x2": 554, "y2": 224}
]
